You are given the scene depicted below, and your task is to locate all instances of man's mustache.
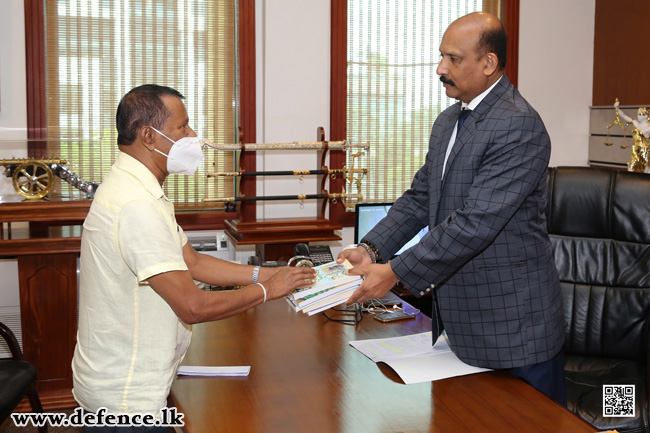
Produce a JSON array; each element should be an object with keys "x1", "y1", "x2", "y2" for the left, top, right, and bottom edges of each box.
[{"x1": 439, "y1": 76, "x2": 455, "y2": 87}]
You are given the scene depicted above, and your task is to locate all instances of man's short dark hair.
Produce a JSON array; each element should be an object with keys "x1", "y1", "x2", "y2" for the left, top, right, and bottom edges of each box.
[
  {"x1": 116, "y1": 84, "x2": 185, "y2": 145},
  {"x1": 477, "y1": 22, "x2": 507, "y2": 70}
]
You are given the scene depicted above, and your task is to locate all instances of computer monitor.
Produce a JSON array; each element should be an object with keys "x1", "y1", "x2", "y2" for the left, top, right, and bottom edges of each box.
[{"x1": 354, "y1": 202, "x2": 429, "y2": 256}]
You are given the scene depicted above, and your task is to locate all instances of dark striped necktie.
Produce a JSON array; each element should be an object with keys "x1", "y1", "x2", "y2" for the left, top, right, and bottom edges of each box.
[{"x1": 457, "y1": 108, "x2": 472, "y2": 132}]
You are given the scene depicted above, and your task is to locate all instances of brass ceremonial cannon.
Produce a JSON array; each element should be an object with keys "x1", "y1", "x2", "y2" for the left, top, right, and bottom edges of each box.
[{"x1": 0, "y1": 158, "x2": 98, "y2": 199}]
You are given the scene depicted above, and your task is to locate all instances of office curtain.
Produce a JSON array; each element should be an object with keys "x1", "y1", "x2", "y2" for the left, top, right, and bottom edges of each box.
[
  {"x1": 43, "y1": 0, "x2": 238, "y2": 206},
  {"x1": 344, "y1": 0, "x2": 502, "y2": 204}
]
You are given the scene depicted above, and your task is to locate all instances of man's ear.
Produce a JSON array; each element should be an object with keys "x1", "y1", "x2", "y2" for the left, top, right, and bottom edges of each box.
[
  {"x1": 483, "y1": 53, "x2": 499, "y2": 76},
  {"x1": 140, "y1": 126, "x2": 156, "y2": 150}
]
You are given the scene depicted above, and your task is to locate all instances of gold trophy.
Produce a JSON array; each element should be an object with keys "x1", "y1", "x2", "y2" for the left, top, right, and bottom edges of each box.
[{"x1": 606, "y1": 99, "x2": 650, "y2": 173}]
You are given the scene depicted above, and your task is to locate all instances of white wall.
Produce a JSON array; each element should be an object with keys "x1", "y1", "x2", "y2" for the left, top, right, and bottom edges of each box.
[
  {"x1": 256, "y1": 0, "x2": 332, "y2": 222},
  {"x1": 518, "y1": 0, "x2": 595, "y2": 167},
  {"x1": 255, "y1": 0, "x2": 352, "y2": 254},
  {"x1": 0, "y1": 0, "x2": 28, "y2": 195},
  {"x1": 0, "y1": 0, "x2": 27, "y2": 140},
  {"x1": 0, "y1": 0, "x2": 26, "y2": 313}
]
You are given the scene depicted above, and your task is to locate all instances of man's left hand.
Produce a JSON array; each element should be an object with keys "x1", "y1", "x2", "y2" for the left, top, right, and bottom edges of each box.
[{"x1": 345, "y1": 263, "x2": 399, "y2": 305}]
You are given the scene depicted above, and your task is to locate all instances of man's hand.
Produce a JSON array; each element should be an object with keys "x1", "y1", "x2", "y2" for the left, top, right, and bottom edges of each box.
[
  {"x1": 345, "y1": 263, "x2": 398, "y2": 305},
  {"x1": 336, "y1": 246, "x2": 373, "y2": 266},
  {"x1": 260, "y1": 266, "x2": 317, "y2": 301}
]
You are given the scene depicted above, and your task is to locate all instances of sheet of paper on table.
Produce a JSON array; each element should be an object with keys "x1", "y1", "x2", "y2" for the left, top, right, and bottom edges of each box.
[
  {"x1": 177, "y1": 366, "x2": 251, "y2": 377},
  {"x1": 349, "y1": 331, "x2": 491, "y2": 384}
]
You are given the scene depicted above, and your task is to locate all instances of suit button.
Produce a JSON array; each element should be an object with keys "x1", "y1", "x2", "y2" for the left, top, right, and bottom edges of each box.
[
  {"x1": 420, "y1": 291, "x2": 425, "y2": 296},
  {"x1": 425, "y1": 288, "x2": 431, "y2": 292},
  {"x1": 430, "y1": 283, "x2": 435, "y2": 289}
]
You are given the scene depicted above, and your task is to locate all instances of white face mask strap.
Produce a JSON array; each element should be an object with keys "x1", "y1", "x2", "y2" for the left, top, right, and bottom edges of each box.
[
  {"x1": 152, "y1": 148, "x2": 168, "y2": 158},
  {"x1": 149, "y1": 126, "x2": 174, "y2": 144}
]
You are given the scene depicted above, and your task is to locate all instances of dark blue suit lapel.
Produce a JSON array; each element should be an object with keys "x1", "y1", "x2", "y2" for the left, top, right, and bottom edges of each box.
[
  {"x1": 443, "y1": 76, "x2": 512, "y2": 179},
  {"x1": 432, "y1": 105, "x2": 461, "y2": 181},
  {"x1": 445, "y1": 112, "x2": 476, "y2": 176},
  {"x1": 430, "y1": 105, "x2": 461, "y2": 215}
]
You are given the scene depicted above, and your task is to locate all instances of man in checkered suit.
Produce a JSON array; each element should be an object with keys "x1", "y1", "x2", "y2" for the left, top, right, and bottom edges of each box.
[{"x1": 339, "y1": 12, "x2": 565, "y2": 404}]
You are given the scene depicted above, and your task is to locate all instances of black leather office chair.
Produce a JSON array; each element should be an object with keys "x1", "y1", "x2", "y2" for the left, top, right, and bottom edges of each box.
[
  {"x1": 0, "y1": 322, "x2": 47, "y2": 433},
  {"x1": 546, "y1": 166, "x2": 650, "y2": 433}
]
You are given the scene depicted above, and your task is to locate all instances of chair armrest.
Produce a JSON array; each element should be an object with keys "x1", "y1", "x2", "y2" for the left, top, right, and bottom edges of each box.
[{"x1": 0, "y1": 322, "x2": 25, "y2": 361}]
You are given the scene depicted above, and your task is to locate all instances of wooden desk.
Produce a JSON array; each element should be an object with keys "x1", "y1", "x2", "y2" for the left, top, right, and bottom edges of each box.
[{"x1": 170, "y1": 299, "x2": 596, "y2": 433}]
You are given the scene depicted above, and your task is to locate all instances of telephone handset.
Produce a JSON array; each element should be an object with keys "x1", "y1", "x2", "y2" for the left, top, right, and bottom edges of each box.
[
  {"x1": 247, "y1": 255, "x2": 287, "y2": 267},
  {"x1": 246, "y1": 244, "x2": 333, "y2": 268},
  {"x1": 294, "y1": 243, "x2": 334, "y2": 266}
]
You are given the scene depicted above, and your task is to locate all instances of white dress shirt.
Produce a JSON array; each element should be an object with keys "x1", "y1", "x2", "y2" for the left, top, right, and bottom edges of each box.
[{"x1": 442, "y1": 75, "x2": 503, "y2": 178}]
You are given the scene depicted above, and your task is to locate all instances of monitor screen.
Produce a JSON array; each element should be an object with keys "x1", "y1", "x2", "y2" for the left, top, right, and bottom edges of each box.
[{"x1": 354, "y1": 202, "x2": 429, "y2": 256}]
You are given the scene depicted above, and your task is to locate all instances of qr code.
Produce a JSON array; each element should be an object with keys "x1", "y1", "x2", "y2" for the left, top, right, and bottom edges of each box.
[{"x1": 603, "y1": 385, "x2": 635, "y2": 417}]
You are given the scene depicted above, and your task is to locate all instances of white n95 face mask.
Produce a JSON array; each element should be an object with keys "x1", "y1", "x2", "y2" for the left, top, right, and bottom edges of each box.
[{"x1": 150, "y1": 126, "x2": 204, "y2": 175}]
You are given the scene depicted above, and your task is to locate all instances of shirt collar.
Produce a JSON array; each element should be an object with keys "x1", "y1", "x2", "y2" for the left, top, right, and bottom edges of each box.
[
  {"x1": 462, "y1": 74, "x2": 503, "y2": 111},
  {"x1": 113, "y1": 152, "x2": 166, "y2": 200}
]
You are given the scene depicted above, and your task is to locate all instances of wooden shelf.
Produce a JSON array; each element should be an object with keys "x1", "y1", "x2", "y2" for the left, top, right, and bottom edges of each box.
[
  {"x1": 224, "y1": 217, "x2": 341, "y2": 246},
  {"x1": 225, "y1": 217, "x2": 342, "y2": 262},
  {"x1": 0, "y1": 226, "x2": 82, "y2": 256},
  {"x1": 0, "y1": 194, "x2": 91, "y2": 224}
]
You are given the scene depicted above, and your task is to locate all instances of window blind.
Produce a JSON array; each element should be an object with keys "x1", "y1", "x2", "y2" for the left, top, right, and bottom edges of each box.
[
  {"x1": 347, "y1": 0, "x2": 501, "y2": 203},
  {"x1": 44, "y1": 0, "x2": 238, "y2": 206}
]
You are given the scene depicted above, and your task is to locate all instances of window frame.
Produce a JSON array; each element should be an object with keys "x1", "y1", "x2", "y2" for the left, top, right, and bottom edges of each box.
[
  {"x1": 329, "y1": 0, "x2": 520, "y2": 226},
  {"x1": 24, "y1": 0, "x2": 258, "y2": 230}
]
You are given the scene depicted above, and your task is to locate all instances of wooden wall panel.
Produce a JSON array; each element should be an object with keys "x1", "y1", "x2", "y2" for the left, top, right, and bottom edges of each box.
[
  {"x1": 24, "y1": 0, "x2": 47, "y2": 157},
  {"x1": 329, "y1": 0, "x2": 353, "y2": 226},
  {"x1": 238, "y1": 0, "x2": 257, "y2": 223},
  {"x1": 18, "y1": 253, "x2": 78, "y2": 408},
  {"x1": 593, "y1": 0, "x2": 650, "y2": 106},
  {"x1": 503, "y1": 0, "x2": 519, "y2": 88}
]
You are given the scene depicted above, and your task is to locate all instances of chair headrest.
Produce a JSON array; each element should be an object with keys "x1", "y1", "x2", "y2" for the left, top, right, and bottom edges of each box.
[{"x1": 546, "y1": 166, "x2": 650, "y2": 244}]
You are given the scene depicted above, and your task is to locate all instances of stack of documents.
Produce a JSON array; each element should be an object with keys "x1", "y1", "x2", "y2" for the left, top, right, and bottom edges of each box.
[{"x1": 286, "y1": 259, "x2": 362, "y2": 316}]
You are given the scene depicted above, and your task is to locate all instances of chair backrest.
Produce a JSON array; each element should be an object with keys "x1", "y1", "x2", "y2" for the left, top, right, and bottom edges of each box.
[
  {"x1": 546, "y1": 167, "x2": 650, "y2": 360},
  {"x1": 0, "y1": 322, "x2": 23, "y2": 360}
]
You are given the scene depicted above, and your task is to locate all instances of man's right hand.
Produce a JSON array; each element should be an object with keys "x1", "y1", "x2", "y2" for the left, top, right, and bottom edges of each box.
[
  {"x1": 261, "y1": 266, "x2": 317, "y2": 301},
  {"x1": 336, "y1": 246, "x2": 373, "y2": 266}
]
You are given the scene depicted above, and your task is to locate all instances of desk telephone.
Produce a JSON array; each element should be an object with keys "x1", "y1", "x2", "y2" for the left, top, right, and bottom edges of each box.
[
  {"x1": 247, "y1": 256, "x2": 286, "y2": 267},
  {"x1": 247, "y1": 243, "x2": 334, "y2": 268},
  {"x1": 294, "y1": 243, "x2": 334, "y2": 266}
]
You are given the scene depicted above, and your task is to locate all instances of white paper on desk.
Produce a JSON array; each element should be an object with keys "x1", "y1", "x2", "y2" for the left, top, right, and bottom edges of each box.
[
  {"x1": 349, "y1": 331, "x2": 448, "y2": 361},
  {"x1": 177, "y1": 366, "x2": 251, "y2": 377},
  {"x1": 349, "y1": 332, "x2": 491, "y2": 384}
]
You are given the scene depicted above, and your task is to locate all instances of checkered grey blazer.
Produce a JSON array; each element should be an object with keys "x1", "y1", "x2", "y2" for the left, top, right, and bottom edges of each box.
[{"x1": 364, "y1": 75, "x2": 564, "y2": 369}]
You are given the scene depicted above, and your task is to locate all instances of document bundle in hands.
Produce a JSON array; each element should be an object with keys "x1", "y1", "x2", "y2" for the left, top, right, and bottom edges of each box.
[{"x1": 286, "y1": 259, "x2": 362, "y2": 316}]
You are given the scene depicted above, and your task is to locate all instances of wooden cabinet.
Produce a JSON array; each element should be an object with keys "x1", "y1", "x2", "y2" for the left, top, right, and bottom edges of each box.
[
  {"x1": 17, "y1": 253, "x2": 79, "y2": 409},
  {"x1": 0, "y1": 196, "x2": 89, "y2": 410}
]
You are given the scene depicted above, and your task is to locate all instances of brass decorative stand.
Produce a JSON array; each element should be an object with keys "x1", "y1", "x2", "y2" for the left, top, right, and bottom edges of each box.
[{"x1": 204, "y1": 127, "x2": 368, "y2": 262}]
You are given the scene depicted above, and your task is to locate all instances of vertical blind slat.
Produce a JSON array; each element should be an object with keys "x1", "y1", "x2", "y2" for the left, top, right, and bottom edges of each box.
[
  {"x1": 347, "y1": 1, "x2": 492, "y2": 203},
  {"x1": 45, "y1": 0, "x2": 237, "y2": 206}
]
